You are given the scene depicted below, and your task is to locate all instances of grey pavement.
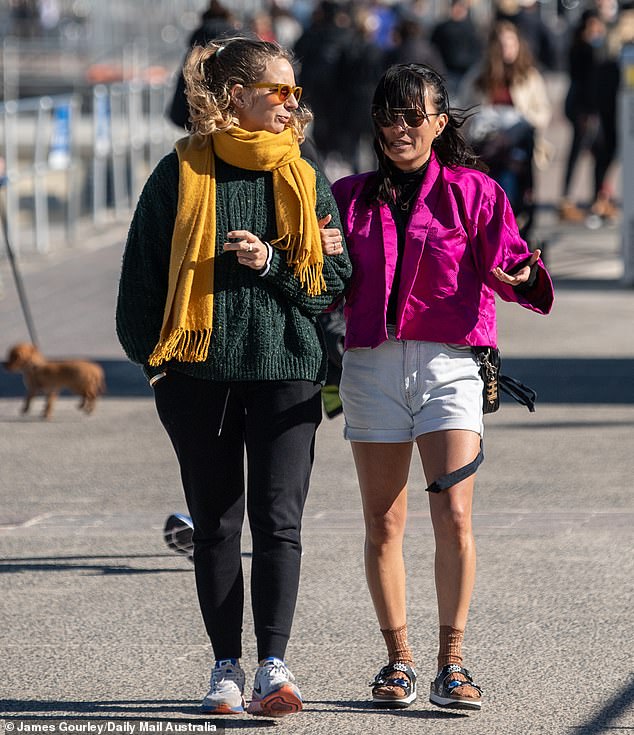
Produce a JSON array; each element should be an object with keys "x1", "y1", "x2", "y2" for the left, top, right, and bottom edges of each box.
[{"x1": 1, "y1": 89, "x2": 634, "y2": 733}]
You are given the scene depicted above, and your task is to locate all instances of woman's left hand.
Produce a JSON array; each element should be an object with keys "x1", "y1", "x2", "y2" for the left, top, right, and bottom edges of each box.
[
  {"x1": 493, "y1": 249, "x2": 541, "y2": 286},
  {"x1": 318, "y1": 214, "x2": 344, "y2": 256},
  {"x1": 224, "y1": 230, "x2": 268, "y2": 270}
]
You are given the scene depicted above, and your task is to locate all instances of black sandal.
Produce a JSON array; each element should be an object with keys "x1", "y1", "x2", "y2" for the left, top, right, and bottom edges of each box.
[
  {"x1": 429, "y1": 664, "x2": 482, "y2": 710},
  {"x1": 370, "y1": 661, "x2": 417, "y2": 708}
]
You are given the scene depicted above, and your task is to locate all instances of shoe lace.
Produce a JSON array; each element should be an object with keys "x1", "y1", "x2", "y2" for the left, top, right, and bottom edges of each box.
[
  {"x1": 211, "y1": 661, "x2": 242, "y2": 692},
  {"x1": 262, "y1": 659, "x2": 294, "y2": 687}
]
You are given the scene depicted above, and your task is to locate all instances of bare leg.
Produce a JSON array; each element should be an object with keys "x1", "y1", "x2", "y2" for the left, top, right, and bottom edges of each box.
[
  {"x1": 352, "y1": 441, "x2": 417, "y2": 702},
  {"x1": 351, "y1": 441, "x2": 413, "y2": 630},
  {"x1": 417, "y1": 429, "x2": 481, "y2": 703}
]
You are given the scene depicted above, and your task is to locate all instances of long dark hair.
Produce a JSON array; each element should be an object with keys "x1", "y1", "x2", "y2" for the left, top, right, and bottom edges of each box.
[
  {"x1": 370, "y1": 63, "x2": 485, "y2": 204},
  {"x1": 475, "y1": 20, "x2": 535, "y2": 94}
]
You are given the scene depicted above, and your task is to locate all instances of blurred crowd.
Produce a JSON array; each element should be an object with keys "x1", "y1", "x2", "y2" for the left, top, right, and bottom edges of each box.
[
  {"x1": 4, "y1": 0, "x2": 64, "y2": 37},
  {"x1": 6, "y1": 0, "x2": 634, "y2": 226},
  {"x1": 163, "y1": 0, "x2": 634, "y2": 230}
]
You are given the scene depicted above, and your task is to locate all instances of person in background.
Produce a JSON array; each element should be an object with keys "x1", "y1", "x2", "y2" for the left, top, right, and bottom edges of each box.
[
  {"x1": 269, "y1": 0, "x2": 304, "y2": 48},
  {"x1": 459, "y1": 20, "x2": 552, "y2": 241},
  {"x1": 167, "y1": 0, "x2": 240, "y2": 128},
  {"x1": 294, "y1": 1, "x2": 355, "y2": 169},
  {"x1": 588, "y1": 3, "x2": 634, "y2": 225},
  {"x1": 495, "y1": 0, "x2": 557, "y2": 70},
  {"x1": 430, "y1": 0, "x2": 482, "y2": 97},
  {"x1": 331, "y1": 63, "x2": 553, "y2": 711},
  {"x1": 248, "y1": 10, "x2": 277, "y2": 42},
  {"x1": 587, "y1": 11, "x2": 621, "y2": 226},
  {"x1": 558, "y1": 9, "x2": 607, "y2": 223},
  {"x1": 386, "y1": 13, "x2": 446, "y2": 78},
  {"x1": 117, "y1": 37, "x2": 350, "y2": 718},
  {"x1": 334, "y1": 6, "x2": 386, "y2": 173},
  {"x1": 559, "y1": 9, "x2": 619, "y2": 226}
]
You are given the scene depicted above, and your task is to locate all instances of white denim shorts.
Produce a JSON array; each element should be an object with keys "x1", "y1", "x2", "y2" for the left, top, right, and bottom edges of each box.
[{"x1": 340, "y1": 334, "x2": 484, "y2": 442}]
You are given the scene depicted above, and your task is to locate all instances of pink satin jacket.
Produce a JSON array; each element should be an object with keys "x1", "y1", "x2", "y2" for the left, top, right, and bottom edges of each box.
[{"x1": 331, "y1": 153, "x2": 554, "y2": 350}]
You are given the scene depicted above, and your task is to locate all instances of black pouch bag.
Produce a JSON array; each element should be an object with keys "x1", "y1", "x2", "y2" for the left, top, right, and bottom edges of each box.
[{"x1": 472, "y1": 346, "x2": 537, "y2": 414}]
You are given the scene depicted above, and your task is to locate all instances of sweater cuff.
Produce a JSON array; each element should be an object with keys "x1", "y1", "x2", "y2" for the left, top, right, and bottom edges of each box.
[
  {"x1": 258, "y1": 242, "x2": 274, "y2": 277},
  {"x1": 259, "y1": 245, "x2": 285, "y2": 280}
]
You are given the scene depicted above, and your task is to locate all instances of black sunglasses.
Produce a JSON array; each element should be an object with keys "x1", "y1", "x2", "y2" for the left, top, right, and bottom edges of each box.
[{"x1": 372, "y1": 107, "x2": 439, "y2": 129}]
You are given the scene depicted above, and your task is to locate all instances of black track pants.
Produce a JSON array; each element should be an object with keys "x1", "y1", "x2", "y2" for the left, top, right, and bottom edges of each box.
[{"x1": 154, "y1": 372, "x2": 322, "y2": 661}]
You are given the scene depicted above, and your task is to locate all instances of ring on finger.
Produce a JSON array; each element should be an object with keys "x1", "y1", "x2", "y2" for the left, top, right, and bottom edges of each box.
[{"x1": 247, "y1": 243, "x2": 253, "y2": 253}]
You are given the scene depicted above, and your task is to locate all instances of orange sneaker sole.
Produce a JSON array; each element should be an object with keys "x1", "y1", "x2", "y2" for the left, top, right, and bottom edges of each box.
[
  {"x1": 201, "y1": 699, "x2": 245, "y2": 715},
  {"x1": 247, "y1": 685, "x2": 303, "y2": 717}
]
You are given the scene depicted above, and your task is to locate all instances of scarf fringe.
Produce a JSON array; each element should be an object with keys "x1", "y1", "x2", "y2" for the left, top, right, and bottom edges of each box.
[
  {"x1": 148, "y1": 327, "x2": 212, "y2": 366},
  {"x1": 272, "y1": 233, "x2": 326, "y2": 296},
  {"x1": 300, "y1": 261, "x2": 326, "y2": 296}
]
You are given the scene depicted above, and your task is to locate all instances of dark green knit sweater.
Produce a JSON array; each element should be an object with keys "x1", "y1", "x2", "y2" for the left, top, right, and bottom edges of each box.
[{"x1": 116, "y1": 150, "x2": 351, "y2": 384}]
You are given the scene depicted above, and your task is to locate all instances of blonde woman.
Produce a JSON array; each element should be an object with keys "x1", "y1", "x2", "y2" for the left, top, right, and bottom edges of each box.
[{"x1": 117, "y1": 37, "x2": 350, "y2": 717}]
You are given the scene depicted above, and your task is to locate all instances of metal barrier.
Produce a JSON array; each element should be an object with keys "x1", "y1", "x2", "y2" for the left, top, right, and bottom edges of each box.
[
  {"x1": 91, "y1": 80, "x2": 176, "y2": 224},
  {"x1": 0, "y1": 92, "x2": 81, "y2": 255},
  {"x1": 0, "y1": 78, "x2": 178, "y2": 259}
]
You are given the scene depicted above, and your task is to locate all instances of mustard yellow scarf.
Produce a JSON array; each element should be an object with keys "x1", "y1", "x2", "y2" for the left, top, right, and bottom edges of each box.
[{"x1": 148, "y1": 128, "x2": 324, "y2": 367}]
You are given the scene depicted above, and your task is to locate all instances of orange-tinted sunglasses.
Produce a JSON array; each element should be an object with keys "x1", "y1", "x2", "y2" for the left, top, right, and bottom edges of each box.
[{"x1": 247, "y1": 82, "x2": 303, "y2": 103}]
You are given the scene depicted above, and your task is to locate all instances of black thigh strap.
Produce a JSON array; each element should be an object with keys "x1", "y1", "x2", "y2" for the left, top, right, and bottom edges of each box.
[{"x1": 425, "y1": 440, "x2": 484, "y2": 494}]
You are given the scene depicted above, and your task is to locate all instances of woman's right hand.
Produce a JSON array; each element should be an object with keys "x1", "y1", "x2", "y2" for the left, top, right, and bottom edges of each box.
[
  {"x1": 224, "y1": 230, "x2": 269, "y2": 270},
  {"x1": 318, "y1": 214, "x2": 344, "y2": 256}
]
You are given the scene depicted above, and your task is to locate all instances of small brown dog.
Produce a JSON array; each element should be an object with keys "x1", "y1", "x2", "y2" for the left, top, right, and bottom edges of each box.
[{"x1": 4, "y1": 342, "x2": 105, "y2": 419}]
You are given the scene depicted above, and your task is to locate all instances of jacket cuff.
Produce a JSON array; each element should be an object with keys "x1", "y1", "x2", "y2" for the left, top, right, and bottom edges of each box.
[{"x1": 513, "y1": 262, "x2": 538, "y2": 292}]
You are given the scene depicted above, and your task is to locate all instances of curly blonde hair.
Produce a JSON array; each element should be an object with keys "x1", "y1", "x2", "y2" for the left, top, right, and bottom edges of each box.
[{"x1": 183, "y1": 36, "x2": 312, "y2": 141}]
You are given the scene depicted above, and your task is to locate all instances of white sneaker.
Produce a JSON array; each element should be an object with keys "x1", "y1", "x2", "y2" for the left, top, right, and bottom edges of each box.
[
  {"x1": 163, "y1": 513, "x2": 194, "y2": 561},
  {"x1": 201, "y1": 658, "x2": 246, "y2": 714},
  {"x1": 246, "y1": 657, "x2": 303, "y2": 717}
]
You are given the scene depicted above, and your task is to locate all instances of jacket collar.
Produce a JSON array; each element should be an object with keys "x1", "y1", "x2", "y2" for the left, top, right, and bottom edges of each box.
[{"x1": 378, "y1": 151, "x2": 443, "y2": 332}]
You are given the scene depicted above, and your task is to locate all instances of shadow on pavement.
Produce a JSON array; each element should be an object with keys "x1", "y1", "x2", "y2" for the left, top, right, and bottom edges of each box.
[
  {"x1": 309, "y1": 699, "x2": 469, "y2": 719},
  {"x1": 501, "y1": 358, "x2": 634, "y2": 405},
  {"x1": 551, "y1": 279, "x2": 630, "y2": 291},
  {"x1": 0, "y1": 553, "x2": 189, "y2": 575},
  {"x1": 0, "y1": 700, "x2": 471, "y2": 723},
  {"x1": 0, "y1": 359, "x2": 151, "y2": 399},
  {"x1": 1, "y1": 357, "x2": 633, "y2": 404},
  {"x1": 0, "y1": 552, "x2": 252, "y2": 576},
  {"x1": 571, "y1": 676, "x2": 634, "y2": 733}
]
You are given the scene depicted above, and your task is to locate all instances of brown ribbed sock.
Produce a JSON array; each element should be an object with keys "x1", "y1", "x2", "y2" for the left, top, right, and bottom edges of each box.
[
  {"x1": 381, "y1": 624, "x2": 414, "y2": 665},
  {"x1": 374, "y1": 624, "x2": 414, "y2": 699},
  {"x1": 436, "y1": 626, "x2": 480, "y2": 701},
  {"x1": 438, "y1": 625, "x2": 464, "y2": 669}
]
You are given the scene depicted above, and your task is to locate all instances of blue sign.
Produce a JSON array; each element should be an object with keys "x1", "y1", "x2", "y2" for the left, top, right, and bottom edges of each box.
[{"x1": 49, "y1": 102, "x2": 72, "y2": 169}]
